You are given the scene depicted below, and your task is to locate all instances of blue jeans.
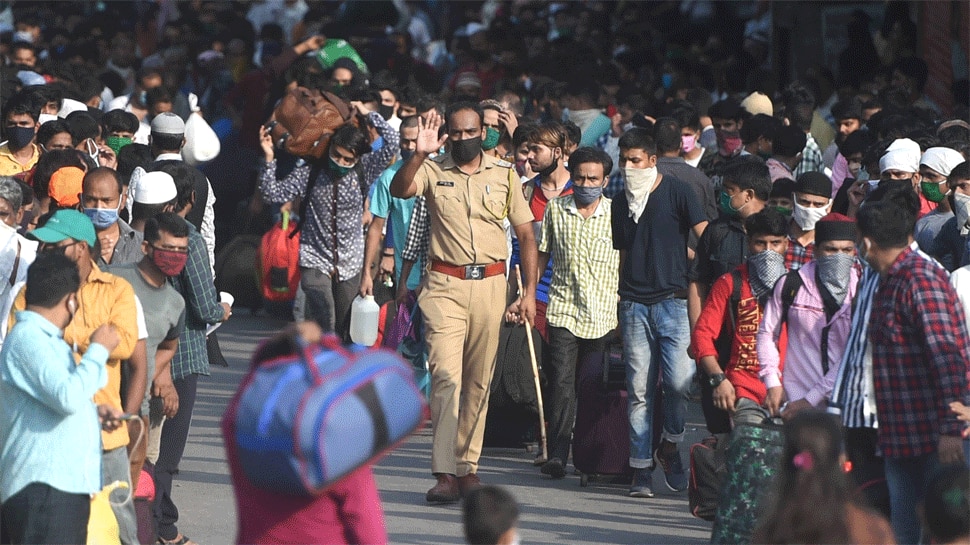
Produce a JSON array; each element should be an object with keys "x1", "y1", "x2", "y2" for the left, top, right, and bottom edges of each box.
[
  {"x1": 884, "y1": 453, "x2": 939, "y2": 544},
  {"x1": 619, "y1": 298, "x2": 695, "y2": 469}
]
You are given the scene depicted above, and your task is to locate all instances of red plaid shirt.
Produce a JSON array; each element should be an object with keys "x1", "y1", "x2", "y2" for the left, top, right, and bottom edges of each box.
[
  {"x1": 869, "y1": 247, "x2": 970, "y2": 458},
  {"x1": 784, "y1": 236, "x2": 813, "y2": 271}
]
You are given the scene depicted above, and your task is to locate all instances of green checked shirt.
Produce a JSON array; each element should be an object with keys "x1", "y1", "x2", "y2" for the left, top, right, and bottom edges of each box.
[
  {"x1": 169, "y1": 224, "x2": 223, "y2": 381},
  {"x1": 538, "y1": 195, "x2": 620, "y2": 339}
]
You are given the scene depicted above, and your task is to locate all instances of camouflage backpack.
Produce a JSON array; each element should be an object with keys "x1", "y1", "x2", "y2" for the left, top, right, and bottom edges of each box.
[{"x1": 710, "y1": 421, "x2": 785, "y2": 545}]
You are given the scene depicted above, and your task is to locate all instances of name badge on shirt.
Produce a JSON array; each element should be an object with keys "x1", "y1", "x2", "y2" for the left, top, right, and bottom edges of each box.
[{"x1": 436, "y1": 181, "x2": 454, "y2": 187}]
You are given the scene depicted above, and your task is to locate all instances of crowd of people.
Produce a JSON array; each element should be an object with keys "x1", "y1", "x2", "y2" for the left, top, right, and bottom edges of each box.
[{"x1": 0, "y1": 1, "x2": 969, "y2": 544}]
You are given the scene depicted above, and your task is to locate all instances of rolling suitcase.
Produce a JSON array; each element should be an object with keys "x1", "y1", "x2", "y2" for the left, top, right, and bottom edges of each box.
[
  {"x1": 572, "y1": 348, "x2": 632, "y2": 486},
  {"x1": 710, "y1": 420, "x2": 785, "y2": 545}
]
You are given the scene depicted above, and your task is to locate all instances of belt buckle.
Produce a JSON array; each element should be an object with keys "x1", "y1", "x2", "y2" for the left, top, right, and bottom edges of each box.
[{"x1": 465, "y1": 265, "x2": 484, "y2": 280}]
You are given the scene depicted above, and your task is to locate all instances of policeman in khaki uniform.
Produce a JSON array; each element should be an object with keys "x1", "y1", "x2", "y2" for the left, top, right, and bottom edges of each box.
[{"x1": 392, "y1": 102, "x2": 538, "y2": 503}]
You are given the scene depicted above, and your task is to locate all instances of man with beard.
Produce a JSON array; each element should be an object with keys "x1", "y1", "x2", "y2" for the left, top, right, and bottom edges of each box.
[
  {"x1": 823, "y1": 98, "x2": 864, "y2": 170},
  {"x1": 759, "y1": 213, "x2": 859, "y2": 420},
  {"x1": 514, "y1": 121, "x2": 573, "y2": 339},
  {"x1": 0, "y1": 93, "x2": 40, "y2": 176}
]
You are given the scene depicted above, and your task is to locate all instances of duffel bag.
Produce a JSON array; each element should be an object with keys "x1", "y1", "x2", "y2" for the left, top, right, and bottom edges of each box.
[
  {"x1": 267, "y1": 86, "x2": 354, "y2": 160},
  {"x1": 231, "y1": 335, "x2": 427, "y2": 496}
]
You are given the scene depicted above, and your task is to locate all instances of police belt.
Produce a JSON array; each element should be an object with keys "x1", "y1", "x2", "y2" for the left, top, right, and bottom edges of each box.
[{"x1": 430, "y1": 260, "x2": 506, "y2": 280}]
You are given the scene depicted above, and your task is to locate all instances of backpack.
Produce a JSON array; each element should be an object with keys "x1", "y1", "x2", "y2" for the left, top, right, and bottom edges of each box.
[
  {"x1": 258, "y1": 211, "x2": 301, "y2": 302},
  {"x1": 688, "y1": 433, "x2": 729, "y2": 521},
  {"x1": 266, "y1": 86, "x2": 355, "y2": 160},
  {"x1": 721, "y1": 268, "x2": 804, "y2": 357},
  {"x1": 229, "y1": 335, "x2": 427, "y2": 496}
]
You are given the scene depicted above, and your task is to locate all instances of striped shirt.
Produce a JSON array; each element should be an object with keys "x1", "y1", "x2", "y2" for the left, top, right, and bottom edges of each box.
[
  {"x1": 828, "y1": 243, "x2": 943, "y2": 429},
  {"x1": 827, "y1": 265, "x2": 880, "y2": 428},
  {"x1": 539, "y1": 195, "x2": 619, "y2": 339}
]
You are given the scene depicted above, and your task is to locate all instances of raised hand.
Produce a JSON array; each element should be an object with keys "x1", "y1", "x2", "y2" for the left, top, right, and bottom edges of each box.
[
  {"x1": 259, "y1": 124, "x2": 275, "y2": 162},
  {"x1": 416, "y1": 111, "x2": 448, "y2": 157}
]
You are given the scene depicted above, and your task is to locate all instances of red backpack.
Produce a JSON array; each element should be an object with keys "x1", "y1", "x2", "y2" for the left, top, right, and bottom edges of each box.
[{"x1": 259, "y1": 211, "x2": 301, "y2": 302}]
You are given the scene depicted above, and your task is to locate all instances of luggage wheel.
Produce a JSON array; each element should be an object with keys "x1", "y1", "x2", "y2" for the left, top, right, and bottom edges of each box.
[{"x1": 579, "y1": 474, "x2": 589, "y2": 487}]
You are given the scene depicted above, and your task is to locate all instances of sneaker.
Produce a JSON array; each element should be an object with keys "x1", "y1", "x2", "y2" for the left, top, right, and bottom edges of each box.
[
  {"x1": 540, "y1": 458, "x2": 566, "y2": 479},
  {"x1": 629, "y1": 468, "x2": 654, "y2": 498},
  {"x1": 653, "y1": 442, "x2": 688, "y2": 492}
]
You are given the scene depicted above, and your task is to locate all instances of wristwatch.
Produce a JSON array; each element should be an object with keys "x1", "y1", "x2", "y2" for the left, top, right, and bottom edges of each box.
[{"x1": 708, "y1": 373, "x2": 726, "y2": 388}]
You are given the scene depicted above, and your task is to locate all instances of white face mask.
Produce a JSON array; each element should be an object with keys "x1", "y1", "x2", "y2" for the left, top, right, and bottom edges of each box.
[
  {"x1": 792, "y1": 199, "x2": 830, "y2": 231},
  {"x1": 954, "y1": 193, "x2": 970, "y2": 236},
  {"x1": 38, "y1": 113, "x2": 58, "y2": 125},
  {"x1": 623, "y1": 166, "x2": 659, "y2": 223}
]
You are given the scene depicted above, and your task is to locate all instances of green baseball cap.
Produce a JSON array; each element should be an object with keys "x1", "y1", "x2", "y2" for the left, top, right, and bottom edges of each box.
[{"x1": 30, "y1": 209, "x2": 96, "y2": 248}]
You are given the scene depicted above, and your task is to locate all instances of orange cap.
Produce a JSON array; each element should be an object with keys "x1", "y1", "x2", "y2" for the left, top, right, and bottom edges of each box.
[{"x1": 48, "y1": 166, "x2": 85, "y2": 208}]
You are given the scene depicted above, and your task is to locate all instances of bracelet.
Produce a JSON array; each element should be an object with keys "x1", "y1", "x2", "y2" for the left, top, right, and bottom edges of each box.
[{"x1": 382, "y1": 252, "x2": 394, "y2": 257}]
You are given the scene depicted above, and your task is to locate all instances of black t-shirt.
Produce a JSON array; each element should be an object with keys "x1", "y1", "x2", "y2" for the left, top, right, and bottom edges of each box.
[
  {"x1": 690, "y1": 215, "x2": 748, "y2": 287},
  {"x1": 612, "y1": 177, "x2": 707, "y2": 305}
]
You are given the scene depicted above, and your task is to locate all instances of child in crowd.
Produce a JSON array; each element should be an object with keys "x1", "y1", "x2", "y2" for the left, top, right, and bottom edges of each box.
[
  {"x1": 753, "y1": 411, "x2": 895, "y2": 545},
  {"x1": 463, "y1": 486, "x2": 521, "y2": 545}
]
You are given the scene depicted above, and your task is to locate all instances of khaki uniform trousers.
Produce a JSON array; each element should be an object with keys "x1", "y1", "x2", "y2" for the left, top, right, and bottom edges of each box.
[{"x1": 418, "y1": 270, "x2": 507, "y2": 476}]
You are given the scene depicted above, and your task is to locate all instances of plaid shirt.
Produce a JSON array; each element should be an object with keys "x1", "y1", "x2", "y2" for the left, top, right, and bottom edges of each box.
[
  {"x1": 401, "y1": 195, "x2": 430, "y2": 267},
  {"x1": 784, "y1": 236, "x2": 814, "y2": 271},
  {"x1": 539, "y1": 195, "x2": 619, "y2": 339},
  {"x1": 169, "y1": 225, "x2": 223, "y2": 381},
  {"x1": 869, "y1": 246, "x2": 970, "y2": 458},
  {"x1": 794, "y1": 134, "x2": 824, "y2": 177}
]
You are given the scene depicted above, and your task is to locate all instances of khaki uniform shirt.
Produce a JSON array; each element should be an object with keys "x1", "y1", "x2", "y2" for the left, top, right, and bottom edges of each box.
[{"x1": 414, "y1": 152, "x2": 532, "y2": 266}]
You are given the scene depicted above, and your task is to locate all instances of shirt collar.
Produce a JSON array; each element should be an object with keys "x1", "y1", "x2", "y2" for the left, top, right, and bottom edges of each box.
[
  {"x1": 438, "y1": 151, "x2": 494, "y2": 173},
  {"x1": 155, "y1": 152, "x2": 182, "y2": 161},
  {"x1": 886, "y1": 245, "x2": 916, "y2": 276},
  {"x1": 0, "y1": 143, "x2": 38, "y2": 160},
  {"x1": 658, "y1": 156, "x2": 686, "y2": 165},
  {"x1": 564, "y1": 196, "x2": 607, "y2": 217},
  {"x1": 86, "y1": 258, "x2": 120, "y2": 284},
  {"x1": 16, "y1": 310, "x2": 64, "y2": 339},
  {"x1": 117, "y1": 219, "x2": 137, "y2": 239}
]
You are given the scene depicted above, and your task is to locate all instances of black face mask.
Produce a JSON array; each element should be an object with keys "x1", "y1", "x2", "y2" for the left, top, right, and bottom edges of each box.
[
  {"x1": 451, "y1": 137, "x2": 482, "y2": 164},
  {"x1": 378, "y1": 104, "x2": 394, "y2": 120}
]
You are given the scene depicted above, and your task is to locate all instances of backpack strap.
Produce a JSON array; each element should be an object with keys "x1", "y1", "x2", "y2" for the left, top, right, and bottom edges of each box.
[
  {"x1": 779, "y1": 270, "x2": 804, "y2": 328},
  {"x1": 291, "y1": 161, "x2": 325, "y2": 239},
  {"x1": 727, "y1": 269, "x2": 743, "y2": 332}
]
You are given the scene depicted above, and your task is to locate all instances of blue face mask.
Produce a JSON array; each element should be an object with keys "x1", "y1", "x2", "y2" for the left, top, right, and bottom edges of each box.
[
  {"x1": 82, "y1": 206, "x2": 120, "y2": 230},
  {"x1": 400, "y1": 149, "x2": 414, "y2": 162},
  {"x1": 572, "y1": 185, "x2": 603, "y2": 206}
]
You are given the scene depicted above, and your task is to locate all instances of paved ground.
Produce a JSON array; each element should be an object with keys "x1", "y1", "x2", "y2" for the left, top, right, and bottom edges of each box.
[{"x1": 172, "y1": 313, "x2": 714, "y2": 544}]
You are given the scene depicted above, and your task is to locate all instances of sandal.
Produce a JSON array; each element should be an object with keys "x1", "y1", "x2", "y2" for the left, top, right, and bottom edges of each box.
[{"x1": 157, "y1": 534, "x2": 197, "y2": 545}]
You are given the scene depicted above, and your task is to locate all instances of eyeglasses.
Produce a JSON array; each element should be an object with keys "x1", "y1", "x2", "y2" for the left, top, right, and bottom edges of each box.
[{"x1": 41, "y1": 240, "x2": 80, "y2": 254}]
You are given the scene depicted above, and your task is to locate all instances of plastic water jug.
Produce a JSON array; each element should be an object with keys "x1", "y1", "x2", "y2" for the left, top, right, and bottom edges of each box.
[{"x1": 349, "y1": 294, "x2": 380, "y2": 346}]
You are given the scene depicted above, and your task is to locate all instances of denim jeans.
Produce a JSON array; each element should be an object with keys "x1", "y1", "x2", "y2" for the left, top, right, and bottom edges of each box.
[
  {"x1": 732, "y1": 397, "x2": 768, "y2": 426},
  {"x1": 619, "y1": 298, "x2": 695, "y2": 469},
  {"x1": 884, "y1": 453, "x2": 939, "y2": 544}
]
